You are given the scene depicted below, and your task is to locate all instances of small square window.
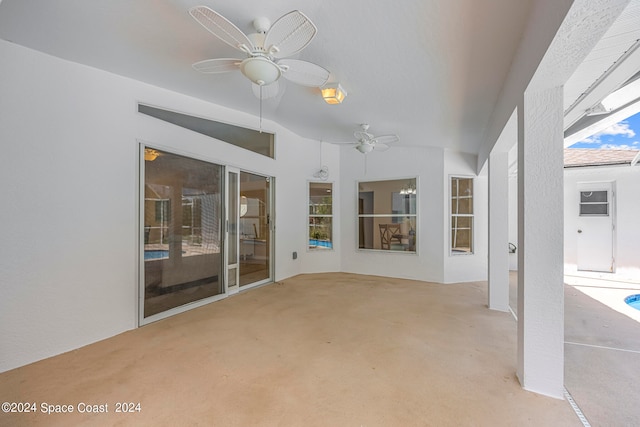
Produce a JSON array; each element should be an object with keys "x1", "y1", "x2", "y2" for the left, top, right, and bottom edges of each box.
[{"x1": 579, "y1": 191, "x2": 608, "y2": 216}]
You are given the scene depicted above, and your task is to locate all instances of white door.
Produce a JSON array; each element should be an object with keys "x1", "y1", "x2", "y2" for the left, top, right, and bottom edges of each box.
[{"x1": 576, "y1": 183, "x2": 614, "y2": 272}]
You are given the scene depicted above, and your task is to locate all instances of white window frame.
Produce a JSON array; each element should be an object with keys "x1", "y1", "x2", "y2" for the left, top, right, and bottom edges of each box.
[
  {"x1": 450, "y1": 175, "x2": 474, "y2": 255},
  {"x1": 357, "y1": 177, "x2": 418, "y2": 253},
  {"x1": 308, "y1": 181, "x2": 334, "y2": 251}
]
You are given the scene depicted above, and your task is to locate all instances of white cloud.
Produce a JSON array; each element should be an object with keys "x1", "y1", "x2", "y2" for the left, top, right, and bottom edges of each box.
[
  {"x1": 578, "y1": 135, "x2": 602, "y2": 144},
  {"x1": 599, "y1": 143, "x2": 637, "y2": 150},
  {"x1": 598, "y1": 121, "x2": 635, "y2": 138},
  {"x1": 576, "y1": 121, "x2": 636, "y2": 146}
]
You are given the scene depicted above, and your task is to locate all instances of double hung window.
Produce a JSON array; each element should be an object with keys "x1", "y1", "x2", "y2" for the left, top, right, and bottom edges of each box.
[
  {"x1": 451, "y1": 177, "x2": 473, "y2": 254},
  {"x1": 308, "y1": 182, "x2": 333, "y2": 250}
]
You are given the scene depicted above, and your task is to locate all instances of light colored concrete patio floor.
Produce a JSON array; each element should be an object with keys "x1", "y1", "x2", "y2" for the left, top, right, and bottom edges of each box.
[
  {"x1": 510, "y1": 271, "x2": 640, "y2": 427},
  {"x1": 1, "y1": 273, "x2": 581, "y2": 426}
]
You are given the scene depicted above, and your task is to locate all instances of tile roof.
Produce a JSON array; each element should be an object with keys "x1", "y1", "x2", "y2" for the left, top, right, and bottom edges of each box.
[{"x1": 564, "y1": 148, "x2": 640, "y2": 168}]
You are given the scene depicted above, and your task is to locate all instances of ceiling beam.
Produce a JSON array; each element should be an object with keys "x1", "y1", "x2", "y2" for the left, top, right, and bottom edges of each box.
[{"x1": 563, "y1": 38, "x2": 640, "y2": 130}]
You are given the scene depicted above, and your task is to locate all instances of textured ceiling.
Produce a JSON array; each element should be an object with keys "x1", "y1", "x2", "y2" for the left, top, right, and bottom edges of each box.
[{"x1": 1, "y1": 0, "x2": 636, "y2": 155}]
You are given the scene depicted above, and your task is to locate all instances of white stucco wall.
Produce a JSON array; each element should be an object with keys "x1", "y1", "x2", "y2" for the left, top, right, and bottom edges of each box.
[
  {"x1": 339, "y1": 144, "x2": 445, "y2": 283},
  {"x1": 0, "y1": 38, "x2": 493, "y2": 373},
  {"x1": 508, "y1": 174, "x2": 519, "y2": 270},
  {"x1": 507, "y1": 163, "x2": 640, "y2": 279},
  {"x1": 0, "y1": 40, "x2": 341, "y2": 372},
  {"x1": 564, "y1": 165, "x2": 640, "y2": 279}
]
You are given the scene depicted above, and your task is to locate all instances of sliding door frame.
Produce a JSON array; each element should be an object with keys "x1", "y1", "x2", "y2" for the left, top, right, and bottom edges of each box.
[
  {"x1": 137, "y1": 143, "x2": 276, "y2": 325},
  {"x1": 138, "y1": 143, "x2": 228, "y2": 325},
  {"x1": 225, "y1": 166, "x2": 240, "y2": 295},
  {"x1": 237, "y1": 171, "x2": 275, "y2": 291}
]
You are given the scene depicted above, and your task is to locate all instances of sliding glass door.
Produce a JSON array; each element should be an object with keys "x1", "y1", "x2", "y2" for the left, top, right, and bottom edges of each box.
[
  {"x1": 239, "y1": 171, "x2": 272, "y2": 287},
  {"x1": 140, "y1": 147, "x2": 274, "y2": 323},
  {"x1": 141, "y1": 148, "x2": 224, "y2": 322}
]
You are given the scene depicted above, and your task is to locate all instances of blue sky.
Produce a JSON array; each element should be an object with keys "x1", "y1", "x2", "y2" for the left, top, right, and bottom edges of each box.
[{"x1": 569, "y1": 110, "x2": 640, "y2": 149}]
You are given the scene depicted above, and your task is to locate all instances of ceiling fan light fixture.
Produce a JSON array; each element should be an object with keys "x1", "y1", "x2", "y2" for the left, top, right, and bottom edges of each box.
[
  {"x1": 356, "y1": 143, "x2": 374, "y2": 153},
  {"x1": 240, "y1": 57, "x2": 281, "y2": 85},
  {"x1": 321, "y1": 83, "x2": 347, "y2": 104}
]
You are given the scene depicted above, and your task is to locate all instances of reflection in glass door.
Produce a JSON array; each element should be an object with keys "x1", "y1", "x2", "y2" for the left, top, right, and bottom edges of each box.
[
  {"x1": 141, "y1": 147, "x2": 224, "y2": 322},
  {"x1": 226, "y1": 168, "x2": 240, "y2": 295},
  {"x1": 239, "y1": 171, "x2": 272, "y2": 287}
]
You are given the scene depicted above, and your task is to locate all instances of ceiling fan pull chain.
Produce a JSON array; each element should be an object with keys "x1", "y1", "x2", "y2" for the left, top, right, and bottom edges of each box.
[{"x1": 259, "y1": 85, "x2": 263, "y2": 133}]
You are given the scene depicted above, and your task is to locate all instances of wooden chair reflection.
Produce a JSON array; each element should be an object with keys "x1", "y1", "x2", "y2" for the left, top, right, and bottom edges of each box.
[{"x1": 379, "y1": 223, "x2": 404, "y2": 250}]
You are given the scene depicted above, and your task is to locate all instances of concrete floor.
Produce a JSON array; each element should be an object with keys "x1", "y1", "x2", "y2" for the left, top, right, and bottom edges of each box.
[
  {"x1": 1, "y1": 271, "x2": 635, "y2": 426},
  {"x1": 562, "y1": 274, "x2": 640, "y2": 427},
  {"x1": 509, "y1": 271, "x2": 640, "y2": 427}
]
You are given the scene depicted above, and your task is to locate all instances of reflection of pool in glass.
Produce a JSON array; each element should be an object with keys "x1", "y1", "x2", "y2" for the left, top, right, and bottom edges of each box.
[
  {"x1": 625, "y1": 294, "x2": 640, "y2": 311},
  {"x1": 309, "y1": 239, "x2": 333, "y2": 249},
  {"x1": 145, "y1": 250, "x2": 169, "y2": 260}
]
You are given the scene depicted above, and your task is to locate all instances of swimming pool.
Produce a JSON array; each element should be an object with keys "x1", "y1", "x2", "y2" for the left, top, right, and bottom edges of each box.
[
  {"x1": 144, "y1": 250, "x2": 169, "y2": 260},
  {"x1": 625, "y1": 294, "x2": 640, "y2": 311},
  {"x1": 309, "y1": 239, "x2": 333, "y2": 249}
]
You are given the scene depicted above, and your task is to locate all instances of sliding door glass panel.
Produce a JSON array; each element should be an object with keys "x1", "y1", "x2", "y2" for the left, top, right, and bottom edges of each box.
[
  {"x1": 239, "y1": 171, "x2": 271, "y2": 286},
  {"x1": 143, "y1": 148, "x2": 224, "y2": 318},
  {"x1": 227, "y1": 168, "x2": 240, "y2": 294}
]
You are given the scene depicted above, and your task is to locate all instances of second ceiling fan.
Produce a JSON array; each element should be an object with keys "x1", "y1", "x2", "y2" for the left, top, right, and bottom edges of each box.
[
  {"x1": 189, "y1": 6, "x2": 330, "y2": 99},
  {"x1": 338, "y1": 124, "x2": 400, "y2": 154}
]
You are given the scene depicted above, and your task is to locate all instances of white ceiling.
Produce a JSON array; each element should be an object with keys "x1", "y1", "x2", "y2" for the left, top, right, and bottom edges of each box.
[{"x1": 0, "y1": 0, "x2": 638, "y2": 155}]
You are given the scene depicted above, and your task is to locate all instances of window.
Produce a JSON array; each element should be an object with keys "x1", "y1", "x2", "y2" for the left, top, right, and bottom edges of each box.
[
  {"x1": 451, "y1": 177, "x2": 473, "y2": 254},
  {"x1": 138, "y1": 104, "x2": 274, "y2": 158},
  {"x1": 579, "y1": 190, "x2": 609, "y2": 216},
  {"x1": 309, "y1": 182, "x2": 333, "y2": 250},
  {"x1": 358, "y1": 179, "x2": 417, "y2": 252}
]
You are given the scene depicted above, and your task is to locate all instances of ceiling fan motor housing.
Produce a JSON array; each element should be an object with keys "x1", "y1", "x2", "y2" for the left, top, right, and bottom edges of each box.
[{"x1": 252, "y1": 17, "x2": 271, "y2": 34}]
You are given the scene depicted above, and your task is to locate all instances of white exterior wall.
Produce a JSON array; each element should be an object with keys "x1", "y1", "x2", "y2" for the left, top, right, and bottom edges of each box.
[
  {"x1": 517, "y1": 87, "x2": 565, "y2": 398},
  {"x1": 0, "y1": 40, "x2": 493, "y2": 373},
  {"x1": 338, "y1": 145, "x2": 488, "y2": 284},
  {"x1": 1, "y1": 40, "x2": 488, "y2": 373},
  {"x1": 508, "y1": 174, "x2": 519, "y2": 271},
  {"x1": 339, "y1": 144, "x2": 445, "y2": 283},
  {"x1": 0, "y1": 40, "x2": 341, "y2": 372},
  {"x1": 507, "y1": 163, "x2": 640, "y2": 279},
  {"x1": 564, "y1": 165, "x2": 640, "y2": 279},
  {"x1": 488, "y1": 151, "x2": 510, "y2": 311}
]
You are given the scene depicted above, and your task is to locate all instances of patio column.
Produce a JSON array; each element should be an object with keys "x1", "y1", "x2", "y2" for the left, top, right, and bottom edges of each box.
[
  {"x1": 488, "y1": 150, "x2": 510, "y2": 312},
  {"x1": 517, "y1": 87, "x2": 564, "y2": 398}
]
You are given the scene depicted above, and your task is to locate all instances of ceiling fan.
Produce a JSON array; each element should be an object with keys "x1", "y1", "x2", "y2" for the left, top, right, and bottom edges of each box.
[
  {"x1": 338, "y1": 124, "x2": 400, "y2": 154},
  {"x1": 189, "y1": 6, "x2": 330, "y2": 99}
]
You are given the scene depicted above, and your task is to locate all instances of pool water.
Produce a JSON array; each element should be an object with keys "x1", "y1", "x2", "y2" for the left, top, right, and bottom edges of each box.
[
  {"x1": 144, "y1": 250, "x2": 169, "y2": 260},
  {"x1": 625, "y1": 294, "x2": 640, "y2": 311},
  {"x1": 309, "y1": 239, "x2": 333, "y2": 249}
]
